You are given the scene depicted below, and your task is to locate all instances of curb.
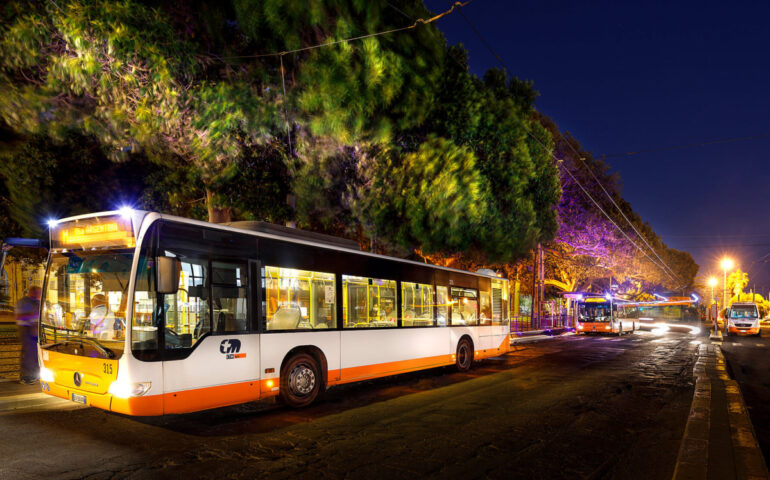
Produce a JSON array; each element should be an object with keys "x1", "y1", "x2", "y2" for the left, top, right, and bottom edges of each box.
[
  {"x1": 509, "y1": 331, "x2": 574, "y2": 346},
  {"x1": 672, "y1": 343, "x2": 769, "y2": 479}
]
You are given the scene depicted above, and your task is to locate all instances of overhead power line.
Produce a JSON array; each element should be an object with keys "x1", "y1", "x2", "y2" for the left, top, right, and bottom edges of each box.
[
  {"x1": 218, "y1": 1, "x2": 472, "y2": 60},
  {"x1": 525, "y1": 134, "x2": 677, "y2": 283},
  {"x1": 675, "y1": 243, "x2": 770, "y2": 249},
  {"x1": 446, "y1": 1, "x2": 680, "y2": 285},
  {"x1": 603, "y1": 132, "x2": 770, "y2": 158},
  {"x1": 559, "y1": 140, "x2": 682, "y2": 283}
]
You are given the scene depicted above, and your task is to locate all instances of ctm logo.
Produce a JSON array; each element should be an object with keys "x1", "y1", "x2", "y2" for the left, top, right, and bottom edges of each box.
[
  {"x1": 219, "y1": 339, "x2": 246, "y2": 359},
  {"x1": 220, "y1": 339, "x2": 241, "y2": 354}
]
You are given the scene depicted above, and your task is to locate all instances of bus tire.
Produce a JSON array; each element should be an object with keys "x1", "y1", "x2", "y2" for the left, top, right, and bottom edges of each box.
[
  {"x1": 456, "y1": 338, "x2": 473, "y2": 372},
  {"x1": 280, "y1": 353, "x2": 321, "y2": 408}
]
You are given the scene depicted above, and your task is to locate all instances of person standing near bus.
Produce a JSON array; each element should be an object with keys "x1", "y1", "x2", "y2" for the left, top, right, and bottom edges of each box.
[{"x1": 15, "y1": 285, "x2": 41, "y2": 384}]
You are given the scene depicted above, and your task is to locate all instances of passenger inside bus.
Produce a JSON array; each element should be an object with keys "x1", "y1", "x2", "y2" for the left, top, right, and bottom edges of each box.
[{"x1": 88, "y1": 294, "x2": 114, "y2": 338}]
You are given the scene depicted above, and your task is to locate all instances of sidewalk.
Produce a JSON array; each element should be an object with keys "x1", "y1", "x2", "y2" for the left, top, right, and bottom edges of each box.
[
  {"x1": 0, "y1": 378, "x2": 77, "y2": 413},
  {"x1": 673, "y1": 342, "x2": 769, "y2": 479},
  {"x1": 509, "y1": 327, "x2": 573, "y2": 345}
]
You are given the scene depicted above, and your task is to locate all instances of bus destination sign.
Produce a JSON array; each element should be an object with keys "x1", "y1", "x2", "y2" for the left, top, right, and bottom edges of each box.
[{"x1": 52, "y1": 215, "x2": 135, "y2": 250}]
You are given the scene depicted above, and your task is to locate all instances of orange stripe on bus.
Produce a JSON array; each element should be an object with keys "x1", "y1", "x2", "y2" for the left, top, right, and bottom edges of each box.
[
  {"x1": 47, "y1": 334, "x2": 512, "y2": 415},
  {"x1": 330, "y1": 353, "x2": 456, "y2": 385},
  {"x1": 162, "y1": 380, "x2": 261, "y2": 414}
]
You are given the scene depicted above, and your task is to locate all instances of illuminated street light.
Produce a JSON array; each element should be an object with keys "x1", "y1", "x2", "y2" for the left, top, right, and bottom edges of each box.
[{"x1": 721, "y1": 258, "x2": 734, "y2": 310}]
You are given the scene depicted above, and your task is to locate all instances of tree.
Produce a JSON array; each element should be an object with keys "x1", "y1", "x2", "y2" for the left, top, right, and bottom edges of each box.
[
  {"x1": 537, "y1": 114, "x2": 699, "y2": 294},
  {"x1": 390, "y1": 46, "x2": 562, "y2": 263},
  {"x1": 353, "y1": 136, "x2": 488, "y2": 257},
  {"x1": 0, "y1": 0, "x2": 447, "y2": 223},
  {"x1": 727, "y1": 269, "x2": 749, "y2": 297},
  {"x1": 0, "y1": 132, "x2": 154, "y2": 239},
  {"x1": 0, "y1": 0, "x2": 279, "y2": 222}
]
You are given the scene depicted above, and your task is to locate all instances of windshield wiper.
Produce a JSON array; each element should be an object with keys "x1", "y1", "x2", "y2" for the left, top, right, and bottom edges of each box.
[
  {"x1": 46, "y1": 338, "x2": 114, "y2": 359},
  {"x1": 79, "y1": 338, "x2": 115, "y2": 359}
]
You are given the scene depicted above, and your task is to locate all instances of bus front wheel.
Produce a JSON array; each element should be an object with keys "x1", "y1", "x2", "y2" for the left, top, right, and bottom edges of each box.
[
  {"x1": 456, "y1": 338, "x2": 473, "y2": 371},
  {"x1": 280, "y1": 353, "x2": 322, "y2": 408}
]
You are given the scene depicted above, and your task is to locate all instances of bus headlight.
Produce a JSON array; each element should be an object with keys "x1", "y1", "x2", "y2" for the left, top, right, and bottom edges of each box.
[
  {"x1": 39, "y1": 367, "x2": 55, "y2": 383},
  {"x1": 605, "y1": 325, "x2": 611, "y2": 330},
  {"x1": 108, "y1": 381, "x2": 152, "y2": 398}
]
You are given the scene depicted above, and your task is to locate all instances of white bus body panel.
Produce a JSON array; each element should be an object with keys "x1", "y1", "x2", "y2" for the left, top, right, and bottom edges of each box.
[
  {"x1": 340, "y1": 328, "x2": 451, "y2": 381},
  {"x1": 259, "y1": 331, "x2": 341, "y2": 382},
  {"x1": 479, "y1": 325, "x2": 509, "y2": 350},
  {"x1": 162, "y1": 334, "x2": 260, "y2": 393}
]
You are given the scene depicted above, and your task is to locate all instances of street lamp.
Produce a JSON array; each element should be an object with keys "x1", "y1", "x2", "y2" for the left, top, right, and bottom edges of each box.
[
  {"x1": 708, "y1": 276, "x2": 718, "y2": 305},
  {"x1": 721, "y1": 258, "x2": 734, "y2": 310}
]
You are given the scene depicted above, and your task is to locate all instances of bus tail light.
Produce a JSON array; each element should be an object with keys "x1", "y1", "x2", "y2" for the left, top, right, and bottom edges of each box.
[
  {"x1": 39, "y1": 367, "x2": 55, "y2": 383},
  {"x1": 109, "y1": 381, "x2": 152, "y2": 398}
]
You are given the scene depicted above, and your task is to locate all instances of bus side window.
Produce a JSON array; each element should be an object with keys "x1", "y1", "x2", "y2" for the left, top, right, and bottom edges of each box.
[
  {"x1": 401, "y1": 282, "x2": 435, "y2": 327},
  {"x1": 450, "y1": 287, "x2": 478, "y2": 326},
  {"x1": 342, "y1": 275, "x2": 397, "y2": 328},
  {"x1": 262, "y1": 266, "x2": 336, "y2": 331},
  {"x1": 436, "y1": 286, "x2": 449, "y2": 326}
]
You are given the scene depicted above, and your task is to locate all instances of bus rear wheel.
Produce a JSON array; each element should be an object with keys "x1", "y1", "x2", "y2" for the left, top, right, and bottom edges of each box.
[
  {"x1": 280, "y1": 353, "x2": 322, "y2": 408},
  {"x1": 456, "y1": 338, "x2": 473, "y2": 371}
]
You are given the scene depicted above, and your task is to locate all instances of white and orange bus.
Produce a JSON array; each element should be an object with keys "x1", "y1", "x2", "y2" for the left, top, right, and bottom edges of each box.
[
  {"x1": 574, "y1": 295, "x2": 637, "y2": 335},
  {"x1": 37, "y1": 210, "x2": 510, "y2": 415}
]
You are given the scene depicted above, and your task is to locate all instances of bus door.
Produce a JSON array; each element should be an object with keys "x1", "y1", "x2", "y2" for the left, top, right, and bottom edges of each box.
[{"x1": 158, "y1": 249, "x2": 260, "y2": 413}]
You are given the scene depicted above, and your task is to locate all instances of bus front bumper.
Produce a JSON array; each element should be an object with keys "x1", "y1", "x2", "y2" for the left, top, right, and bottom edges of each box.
[{"x1": 40, "y1": 381, "x2": 163, "y2": 416}]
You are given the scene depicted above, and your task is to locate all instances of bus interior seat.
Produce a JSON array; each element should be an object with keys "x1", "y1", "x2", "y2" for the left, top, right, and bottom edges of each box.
[{"x1": 270, "y1": 306, "x2": 301, "y2": 330}]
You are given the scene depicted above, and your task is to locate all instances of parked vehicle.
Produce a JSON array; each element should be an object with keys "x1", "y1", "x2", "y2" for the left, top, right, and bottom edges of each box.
[{"x1": 724, "y1": 302, "x2": 761, "y2": 336}]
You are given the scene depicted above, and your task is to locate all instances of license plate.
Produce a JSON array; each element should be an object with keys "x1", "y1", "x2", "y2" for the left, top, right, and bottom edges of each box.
[{"x1": 71, "y1": 393, "x2": 87, "y2": 404}]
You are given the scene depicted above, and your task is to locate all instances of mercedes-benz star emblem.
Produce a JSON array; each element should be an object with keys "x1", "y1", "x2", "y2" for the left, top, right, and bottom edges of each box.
[{"x1": 73, "y1": 372, "x2": 82, "y2": 387}]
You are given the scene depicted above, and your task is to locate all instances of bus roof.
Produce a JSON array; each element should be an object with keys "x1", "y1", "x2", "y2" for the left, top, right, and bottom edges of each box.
[{"x1": 51, "y1": 210, "x2": 507, "y2": 281}]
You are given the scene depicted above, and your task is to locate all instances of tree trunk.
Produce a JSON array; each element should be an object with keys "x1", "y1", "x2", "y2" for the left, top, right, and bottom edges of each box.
[{"x1": 206, "y1": 189, "x2": 231, "y2": 223}]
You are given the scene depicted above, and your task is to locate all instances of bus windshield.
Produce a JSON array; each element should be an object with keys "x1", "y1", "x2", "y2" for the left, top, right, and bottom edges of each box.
[
  {"x1": 40, "y1": 250, "x2": 133, "y2": 359},
  {"x1": 730, "y1": 305, "x2": 759, "y2": 319},
  {"x1": 579, "y1": 303, "x2": 612, "y2": 323}
]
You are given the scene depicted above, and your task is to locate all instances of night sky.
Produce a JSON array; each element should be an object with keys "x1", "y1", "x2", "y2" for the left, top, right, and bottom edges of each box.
[{"x1": 425, "y1": 0, "x2": 770, "y2": 292}]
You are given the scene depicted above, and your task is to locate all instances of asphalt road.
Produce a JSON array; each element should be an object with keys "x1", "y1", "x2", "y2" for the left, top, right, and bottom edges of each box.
[
  {"x1": 719, "y1": 324, "x2": 770, "y2": 465},
  {"x1": 0, "y1": 331, "x2": 700, "y2": 480}
]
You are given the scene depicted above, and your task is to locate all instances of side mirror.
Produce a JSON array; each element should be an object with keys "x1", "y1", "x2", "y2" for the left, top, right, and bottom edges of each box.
[{"x1": 156, "y1": 256, "x2": 180, "y2": 294}]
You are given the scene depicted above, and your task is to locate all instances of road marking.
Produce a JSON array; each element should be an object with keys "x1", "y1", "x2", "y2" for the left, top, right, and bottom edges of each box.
[{"x1": 755, "y1": 344, "x2": 765, "y2": 347}]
